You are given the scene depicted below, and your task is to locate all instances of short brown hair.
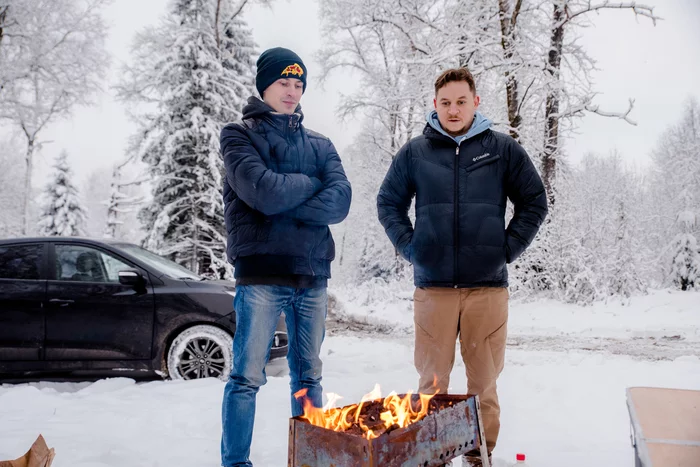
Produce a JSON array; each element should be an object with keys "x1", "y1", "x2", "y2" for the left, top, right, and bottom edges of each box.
[{"x1": 434, "y1": 68, "x2": 476, "y2": 95}]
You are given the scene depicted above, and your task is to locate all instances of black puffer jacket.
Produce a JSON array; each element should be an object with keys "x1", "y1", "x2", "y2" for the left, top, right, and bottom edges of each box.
[
  {"x1": 221, "y1": 97, "x2": 351, "y2": 279},
  {"x1": 377, "y1": 123, "x2": 547, "y2": 288}
]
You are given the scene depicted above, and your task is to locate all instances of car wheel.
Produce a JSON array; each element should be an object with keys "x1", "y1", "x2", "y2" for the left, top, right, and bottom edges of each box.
[{"x1": 166, "y1": 325, "x2": 233, "y2": 381}]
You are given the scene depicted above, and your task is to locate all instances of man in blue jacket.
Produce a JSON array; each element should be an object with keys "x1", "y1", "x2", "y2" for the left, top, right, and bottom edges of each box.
[
  {"x1": 377, "y1": 68, "x2": 547, "y2": 465},
  {"x1": 220, "y1": 47, "x2": 351, "y2": 467}
]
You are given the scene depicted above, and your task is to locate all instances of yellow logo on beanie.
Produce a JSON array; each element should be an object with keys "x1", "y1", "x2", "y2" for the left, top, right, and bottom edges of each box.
[{"x1": 281, "y1": 63, "x2": 304, "y2": 77}]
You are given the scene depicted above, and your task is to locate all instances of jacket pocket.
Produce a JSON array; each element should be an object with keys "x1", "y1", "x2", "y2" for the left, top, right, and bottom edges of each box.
[
  {"x1": 411, "y1": 214, "x2": 440, "y2": 268},
  {"x1": 464, "y1": 154, "x2": 500, "y2": 172},
  {"x1": 476, "y1": 216, "x2": 506, "y2": 248},
  {"x1": 413, "y1": 286, "x2": 429, "y2": 303},
  {"x1": 464, "y1": 154, "x2": 503, "y2": 202},
  {"x1": 413, "y1": 212, "x2": 439, "y2": 246}
]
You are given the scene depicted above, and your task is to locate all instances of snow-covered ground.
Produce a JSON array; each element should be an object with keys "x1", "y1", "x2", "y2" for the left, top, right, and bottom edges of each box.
[
  {"x1": 332, "y1": 287, "x2": 700, "y2": 359},
  {"x1": 1, "y1": 290, "x2": 699, "y2": 467},
  {"x1": 333, "y1": 287, "x2": 700, "y2": 341}
]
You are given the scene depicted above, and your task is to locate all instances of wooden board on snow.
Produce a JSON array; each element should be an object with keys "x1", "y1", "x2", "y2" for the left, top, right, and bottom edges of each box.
[{"x1": 627, "y1": 387, "x2": 700, "y2": 467}]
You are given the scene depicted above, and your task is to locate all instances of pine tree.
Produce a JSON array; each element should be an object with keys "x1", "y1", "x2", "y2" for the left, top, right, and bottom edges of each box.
[
  {"x1": 103, "y1": 163, "x2": 145, "y2": 240},
  {"x1": 608, "y1": 197, "x2": 646, "y2": 298},
  {"x1": 669, "y1": 187, "x2": 699, "y2": 292},
  {"x1": 670, "y1": 231, "x2": 699, "y2": 291},
  {"x1": 38, "y1": 152, "x2": 87, "y2": 237},
  {"x1": 118, "y1": 0, "x2": 257, "y2": 278}
]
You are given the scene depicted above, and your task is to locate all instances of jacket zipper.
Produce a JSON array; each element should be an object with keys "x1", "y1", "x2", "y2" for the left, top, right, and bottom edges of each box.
[
  {"x1": 454, "y1": 144, "x2": 460, "y2": 288},
  {"x1": 286, "y1": 112, "x2": 316, "y2": 275},
  {"x1": 286, "y1": 116, "x2": 294, "y2": 143}
]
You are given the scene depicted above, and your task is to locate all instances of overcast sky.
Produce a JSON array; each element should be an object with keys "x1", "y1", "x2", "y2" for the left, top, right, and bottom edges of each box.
[{"x1": 31, "y1": 0, "x2": 700, "y2": 187}]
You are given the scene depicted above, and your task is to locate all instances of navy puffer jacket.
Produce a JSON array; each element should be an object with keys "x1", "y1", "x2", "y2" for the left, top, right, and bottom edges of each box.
[
  {"x1": 221, "y1": 97, "x2": 351, "y2": 279},
  {"x1": 377, "y1": 122, "x2": 547, "y2": 288}
]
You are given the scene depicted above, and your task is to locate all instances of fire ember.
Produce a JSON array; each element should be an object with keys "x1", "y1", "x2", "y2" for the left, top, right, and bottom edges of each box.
[
  {"x1": 289, "y1": 386, "x2": 490, "y2": 467},
  {"x1": 294, "y1": 384, "x2": 437, "y2": 439}
]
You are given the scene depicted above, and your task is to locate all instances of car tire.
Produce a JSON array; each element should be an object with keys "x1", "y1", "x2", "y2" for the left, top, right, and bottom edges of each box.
[{"x1": 166, "y1": 325, "x2": 233, "y2": 381}]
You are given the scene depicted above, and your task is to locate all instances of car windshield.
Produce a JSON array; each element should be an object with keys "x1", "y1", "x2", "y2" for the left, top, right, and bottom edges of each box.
[{"x1": 114, "y1": 243, "x2": 202, "y2": 281}]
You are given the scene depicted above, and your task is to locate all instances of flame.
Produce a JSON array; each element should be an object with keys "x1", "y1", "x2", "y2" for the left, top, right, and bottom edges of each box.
[{"x1": 294, "y1": 385, "x2": 438, "y2": 440}]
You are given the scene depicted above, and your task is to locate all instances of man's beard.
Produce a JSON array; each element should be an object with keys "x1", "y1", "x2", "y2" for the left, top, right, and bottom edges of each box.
[{"x1": 444, "y1": 118, "x2": 474, "y2": 137}]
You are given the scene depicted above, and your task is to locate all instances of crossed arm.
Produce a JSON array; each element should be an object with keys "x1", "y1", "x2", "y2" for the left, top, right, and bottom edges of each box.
[{"x1": 221, "y1": 124, "x2": 351, "y2": 225}]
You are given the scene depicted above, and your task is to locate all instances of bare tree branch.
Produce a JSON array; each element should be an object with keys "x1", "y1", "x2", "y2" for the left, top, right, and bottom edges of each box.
[
  {"x1": 585, "y1": 98, "x2": 637, "y2": 125},
  {"x1": 367, "y1": 15, "x2": 430, "y2": 55},
  {"x1": 511, "y1": 0, "x2": 524, "y2": 25},
  {"x1": 562, "y1": 1, "x2": 661, "y2": 27},
  {"x1": 221, "y1": 0, "x2": 249, "y2": 31}
]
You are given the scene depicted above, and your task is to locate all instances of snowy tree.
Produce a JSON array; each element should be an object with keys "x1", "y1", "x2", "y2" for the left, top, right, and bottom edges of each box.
[
  {"x1": 103, "y1": 162, "x2": 146, "y2": 240},
  {"x1": 607, "y1": 190, "x2": 648, "y2": 298},
  {"x1": 38, "y1": 152, "x2": 87, "y2": 237},
  {"x1": 578, "y1": 154, "x2": 647, "y2": 299},
  {"x1": 669, "y1": 232, "x2": 699, "y2": 291},
  {"x1": 0, "y1": 0, "x2": 109, "y2": 235},
  {"x1": 320, "y1": 0, "x2": 660, "y2": 200},
  {"x1": 118, "y1": 0, "x2": 257, "y2": 278},
  {"x1": 318, "y1": 0, "x2": 436, "y2": 153},
  {"x1": 470, "y1": 1, "x2": 659, "y2": 202},
  {"x1": 649, "y1": 98, "x2": 700, "y2": 290},
  {"x1": 319, "y1": 0, "x2": 465, "y2": 283},
  {"x1": 510, "y1": 152, "x2": 651, "y2": 304},
  {"x1": 534, "y1": 1, "x2": 659, "y2": 202},
  {"x1": 0, "y1": 5, "x2": 8, "y2": 47},
  {"x1": 79, "y1": 162, "x2": 145, "y2": 240},
  {"x1": 82, "y1": 166, "x2": 112, "y2": 237},
  {"x1": 468, "y1": 0, "x2": 661, "y2": 298},
  {"x1": 320, "y1": 0, "x2": 662, "y2": 297},
  {"x1": 336, "y1": 122, "x2": 412, "y2": 284},
  {"x1": 0, "y1": 136, "x2": 24, "y2": 237}
]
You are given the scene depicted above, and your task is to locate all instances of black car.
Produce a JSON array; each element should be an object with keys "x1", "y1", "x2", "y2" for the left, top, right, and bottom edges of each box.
[{"x1": 0, "y1": 237, "x2": 288, "y2": 381}]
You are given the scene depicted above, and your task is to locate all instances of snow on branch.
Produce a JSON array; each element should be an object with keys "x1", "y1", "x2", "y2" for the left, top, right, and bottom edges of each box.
[
  {"x1": 560, "y1": 97, "x2": 637, "y2": 125},
  {"x1": 563, "y1": 1, "x2": 661, "y2": 27},
  {"x1": 586, "y1": 98, "x2": 637, "y2": 125},
  {"x1": 365, "y1": 15, "x2": 430, "y2": 56}
]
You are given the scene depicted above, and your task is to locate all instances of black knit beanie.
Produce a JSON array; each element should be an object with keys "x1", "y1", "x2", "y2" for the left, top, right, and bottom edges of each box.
[{"x1": 255, "y1": 47, "x2": 307, "y2": 97}]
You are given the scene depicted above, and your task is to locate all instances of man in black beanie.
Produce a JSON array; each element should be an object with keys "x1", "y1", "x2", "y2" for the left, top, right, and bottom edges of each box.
[{"x1": 220, "y1": 47, "x2": 351, "y2": 467}]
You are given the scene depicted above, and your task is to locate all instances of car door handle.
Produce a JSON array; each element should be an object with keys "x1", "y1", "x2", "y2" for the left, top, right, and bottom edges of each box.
[{"x1": 49, "y1": 299, "x2": 75, "y2": 306}]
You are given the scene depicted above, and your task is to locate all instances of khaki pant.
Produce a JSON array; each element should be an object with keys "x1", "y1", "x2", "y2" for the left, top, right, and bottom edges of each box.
[{"x1": 413, "y1": 286, "x2": 508, "y2": 452}]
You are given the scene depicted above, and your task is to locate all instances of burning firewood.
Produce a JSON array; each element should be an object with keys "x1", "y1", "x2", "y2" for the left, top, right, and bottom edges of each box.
[
  {"x1": 288, "y1": 393, "x2": 490, "y2": 467},
  {"x1": 294, "y1": 385, "x2": 438, "y2": 439}
]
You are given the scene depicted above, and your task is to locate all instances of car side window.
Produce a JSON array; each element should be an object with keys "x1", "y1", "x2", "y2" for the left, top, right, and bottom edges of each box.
[
  {"x1": 0, "y1": 244, "x2": 42, "y2": 280},
  {"x1": 55, "y1": 245, "x2": 132, "y2": 283},
  {"x1": 102, "y1": 254, "x2": 133, "y2": 283}
]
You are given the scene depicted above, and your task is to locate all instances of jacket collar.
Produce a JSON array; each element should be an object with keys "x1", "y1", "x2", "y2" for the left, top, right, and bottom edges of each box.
[
  {"x1": 426, "y1": 110, "x2": 492, "y2": 144},
  {"x1": 242, "y1": 96, "x2": 304, "y2": 133}
]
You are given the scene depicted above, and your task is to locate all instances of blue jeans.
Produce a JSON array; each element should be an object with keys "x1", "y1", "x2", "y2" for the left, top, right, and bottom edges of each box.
[{"x1": 221, "y1": 285, "x2": 327, "y2": 467}]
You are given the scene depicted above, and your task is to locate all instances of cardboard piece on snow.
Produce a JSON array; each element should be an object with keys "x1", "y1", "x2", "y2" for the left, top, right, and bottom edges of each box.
[{"x1": 0, "y1": 435, "x2": 55, "y2": 467}]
